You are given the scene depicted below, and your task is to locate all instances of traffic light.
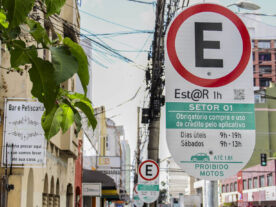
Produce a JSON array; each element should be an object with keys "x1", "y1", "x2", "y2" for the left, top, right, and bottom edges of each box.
[{"x1": 260, "y1": 153, "x2": 267, "y2": 166}]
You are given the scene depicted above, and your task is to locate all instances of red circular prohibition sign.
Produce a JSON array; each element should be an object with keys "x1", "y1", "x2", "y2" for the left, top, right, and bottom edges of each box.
[
  {"x1": 138, "y1": 160, "x2": 159, "y2": 181},
  {"x1": 166, "y1": 3, "x2": 251, "y2": 87}
]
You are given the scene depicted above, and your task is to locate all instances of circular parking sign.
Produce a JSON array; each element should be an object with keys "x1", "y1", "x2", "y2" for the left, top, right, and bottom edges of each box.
[
  {"x1": 138, "y1": 160, "x2": 159, "y2": 181},
  {"x1": 166, "y1": 3, "x2": 251, "y2": 87},
  {"x1": 138, "y1": 160, "x2": 160, "y2": 203}
]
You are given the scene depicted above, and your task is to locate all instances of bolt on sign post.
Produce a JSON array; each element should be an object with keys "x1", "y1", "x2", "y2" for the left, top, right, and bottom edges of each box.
[
  {"x1": 138, "y1": 160, "x2": 160, "y2": 203},
  {"x1": 165, "y1": 3, "x2": 255, "y2": 180},
  {"x1": 133, "y1": 184, "x2": 144, "y2": 207}
]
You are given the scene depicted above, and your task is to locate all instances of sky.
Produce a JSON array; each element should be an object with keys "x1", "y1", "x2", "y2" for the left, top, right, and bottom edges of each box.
[
  {"x1": 78, "y1": 0, "x2": 276, "y2": 166},
  {"x1": 79, "y1": 0, "x2": 155, "y2": 159}
]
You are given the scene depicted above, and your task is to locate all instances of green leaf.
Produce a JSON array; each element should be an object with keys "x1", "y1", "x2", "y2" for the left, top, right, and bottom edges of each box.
[
  {"x1": 0, "y1": 11, "x2": 9, "y2": 28},
  {"x1": 28, "y1": 57, "x2": 58, "y2": 111},
  {"x1": 59, "y1": 94, "x2": 83, "y2": 134},
  {"x1": 60, "y1": 103, "x2": 74, "y2": 133},
  {"x1": 74, "y1": 101, "x2": 97, "y2": 130},
  {"x1": 50, "y1": 46, "x2": 79, "y2": 85},
  {"x1": 5, "y1": 26, "x2": 21, "y2": 40},
  {"x1": 57, "y1": 33, "x2": 63, "y2": 42},
  {"x1": 10, "y1": 41, "x2": 37, "y2": 67},
  {"x1": 64, "y1": 37, "x2": 89, "y2": 95},
  {"x1": 74, "y1": 111, "x2": 82, "y2": 135},
  {"x1": 4, "y1": 0, "x2": 35, "y2": 28},
  {"x1": 26, "y1": 19, "x2": 51, "y2": 47},
  {"x1": 44, "y1": 0, "x2": 66, "y2": 17},
  {"x1": 67, "y1": 92, "x2": 91, "y2": 104},
  {"x1": 42, "y1": 105, "x2": 63, "y2": 139}
]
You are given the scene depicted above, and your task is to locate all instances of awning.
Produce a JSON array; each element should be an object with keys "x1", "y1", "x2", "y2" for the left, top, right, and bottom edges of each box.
[
  {"x1": 101, "y1": 194, "x2": 120, "y2": 200},
  {"x1": 83, "y1": 169, "x2": 116, "y2": 190},
  {"x1": 82, "y1": 169, "x2": 119, "y2": 200}
]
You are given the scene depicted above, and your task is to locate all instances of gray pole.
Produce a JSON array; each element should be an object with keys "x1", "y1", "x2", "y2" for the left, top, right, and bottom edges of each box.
[
  {"x1": 148, "y1": 119, "x2": 160, "y2": 161},
  {"x1": 137, "y1": 107, "x2": 141, "y2": 167},
  {"x1": 147, "y1": 1, "x2": 165, "y2": 207},
  {"x1": 205, "y1": 181, "x2": 218, "y2": 207},
  {"x1": 147, "y1": 0, "x2": 165, "y2": 160},
  {"x1": 135, "y1": 107, "x2": 141, "y2": 184}
]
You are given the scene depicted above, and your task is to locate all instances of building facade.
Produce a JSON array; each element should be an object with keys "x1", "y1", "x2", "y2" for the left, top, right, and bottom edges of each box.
[
  {"x1": 165, "y1": 157, "x2": 200, "y2": 206},
  {"x1": 220, "y1": 160, "x2": 276, "y2": 207},
  {"x1": 121, "y1": 139, "x2": 131, "y2": 199},
  {"x1": 0, "y1": 0, "x2": 81, "y2": 206},
  {"x1": 253, "y1": 39, "x2": 276, "y2": 88},
  {"x1": 219, "y1": 85, "x2": 276, "y2": 206},
  {"x1": 75, "y1": 138, "x2": 83, "y2": 207},
  {"x1": 238, "y1": 14, "x2": 276, "y2": 89},
  {"x1": 82, "y1": 106, "x2": 129, "y2": 206}
]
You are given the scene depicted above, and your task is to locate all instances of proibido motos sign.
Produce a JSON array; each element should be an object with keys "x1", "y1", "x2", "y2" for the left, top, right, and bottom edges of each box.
[{"x1": 165, "y1": 3, "x2": 255, "y2": 180}]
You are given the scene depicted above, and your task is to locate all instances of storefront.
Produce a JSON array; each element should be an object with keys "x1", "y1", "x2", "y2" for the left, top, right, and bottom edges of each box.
[{"x1": 82, "y1": 170, "x2": 119, "y2": 207}]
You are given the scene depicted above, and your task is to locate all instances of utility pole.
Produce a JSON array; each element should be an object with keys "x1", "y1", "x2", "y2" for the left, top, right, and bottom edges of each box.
[
  {"x1": 145, "y1": 1, "x2": 189, "y2": 207},
  {"x1": 147, "y1": 0, "x2": 166, "y2": 163},
  {"x1": 135, "y1": 107, "x2": 141, "y2": 184},
  {"x1": 147, "y1": 0, "x2": 186, "y2": 165},
  {"x1": 147, "y1": 1, "x2": 165, "y2": 206},
  {"x1": 147, "y1": 0, "x2": 186, "y2": 163},
  {"x1": 205, "y1": 181, "x2": 218, "y2": 207}
]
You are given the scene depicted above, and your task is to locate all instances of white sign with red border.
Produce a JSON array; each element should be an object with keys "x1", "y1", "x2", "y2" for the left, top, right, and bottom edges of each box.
[
  {"x1": 133, "y1": 184, "x2": 144, "y2": 207},
  {"x1": 138, "y1": 160, "x2": 160, "y2": 203},
  {"x1": 165, "y1": 3, "x2": 255, "y2": 180}
]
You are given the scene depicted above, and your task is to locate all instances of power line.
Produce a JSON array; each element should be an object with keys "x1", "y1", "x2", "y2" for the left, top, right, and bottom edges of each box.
[
  {"x1": 37, "y1": 4, "x2": 154, "y2": 69},
  {"x1": 128, "y1": 0, "x2": 156, "y2": 5},
  {"x1": 46, "y1": 13, "x2": 149, "y2": 70},
  {"x1": 80, "y1": 27, "x2": 151, "y2": 53},
  {"x1": 46, "y1": 14, "x2": 136, "y2": 64},
  {"x1": 79, "y1": 9, "x2": 148, "y2": 32},
  {"x1": 84, "y1": 30, "x2": 154, "y2": 37}
]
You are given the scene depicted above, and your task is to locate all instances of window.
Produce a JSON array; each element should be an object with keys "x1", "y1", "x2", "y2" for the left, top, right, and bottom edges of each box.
[
  {"x1": 243, "y1": 179, "x2": 247, "y2": 190},
  {"x1": 253, "y1": 177, "x2": 258, "y2": 188},
  {"x1": 260, "y1": 176, "x2": 265, "y2": 187},
  {"x1": 251, "y1": 40, "x2": 255, "y2": 48},
  {"x1": 222, "y1": 185, "x2": 225, "y2": 193},
  {"x1": 226, "y1": 184, "x2": 229, "y2": 192},
  {"x1": 260, "y1": 78, "x2": 272, "y2": 87},
  {"x1": 255, "y1": 94, "x2": 261, "y2": 103},
  {"x1": 105, "y1": 136, "x2": 109, "y2": 150},
  {"x1": 248, "y1": 178, "x2": 252, "y2": 189},
  {"x1": 258, "y1": 40, "x2": 271, "y2": 49},
  {"x1": 230, "y1": 183, "x2": 234, "y2": 192},
  {"x1": 255, "y1": 91, "x2": 266, "y2": 103},
  {"x1": 259, "y1": 65, "x2": 272, "y2": 74},
  {"x1": 267, "y1": 173, "x2": 273, "y2": 186},
  {"x1": 259, "y1": 53, "x2": 271, "y2": 61},
  {"x1": 234, "y1": 182, "x2": 237, "y2": 191}
]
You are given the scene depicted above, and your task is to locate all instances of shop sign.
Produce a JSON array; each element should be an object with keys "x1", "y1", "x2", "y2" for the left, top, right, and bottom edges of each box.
[{"x1": 2, "y1": 100, "x2": 46, "y2": 166}]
